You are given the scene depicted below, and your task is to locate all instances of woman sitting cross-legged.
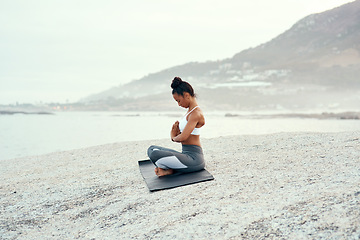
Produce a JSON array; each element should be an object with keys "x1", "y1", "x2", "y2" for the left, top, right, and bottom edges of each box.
[{"x1": 147, "y1": 77, "x2": 206, "y2": 177}]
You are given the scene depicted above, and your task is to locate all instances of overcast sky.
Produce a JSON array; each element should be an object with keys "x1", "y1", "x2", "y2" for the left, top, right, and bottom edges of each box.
[{"x1": 0, "y1": 0, "x2": 355, "y2": 104}]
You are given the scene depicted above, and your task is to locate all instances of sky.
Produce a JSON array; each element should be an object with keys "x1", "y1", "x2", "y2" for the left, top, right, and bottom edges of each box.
[{"x1": 0, "y1": 0, "x2": 356, "y2": 104}]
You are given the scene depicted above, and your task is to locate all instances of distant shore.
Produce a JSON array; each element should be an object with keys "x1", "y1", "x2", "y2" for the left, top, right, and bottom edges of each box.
[
  {"x1": 1, "y1": 131, "x2": 359, "y2": 239},
  {"x1": 0, "y1": 110, "x2": 54, "y2": 115},
  {"x1": 225, "y1": 111, "x2": 360, "y2": 120},
  {"x1": 1, "y1": 109, "x2": 360, "y2": 120}
]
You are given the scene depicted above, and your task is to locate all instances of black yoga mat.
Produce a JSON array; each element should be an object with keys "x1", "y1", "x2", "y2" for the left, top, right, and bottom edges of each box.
[{"x1": 138, "y1": 160, "x2": 214, "y2": 192}]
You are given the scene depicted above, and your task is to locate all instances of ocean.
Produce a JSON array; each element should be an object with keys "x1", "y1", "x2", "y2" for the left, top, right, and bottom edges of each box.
[{"x1": 1, "y1": 111, "x2": 359, "y2": 161}]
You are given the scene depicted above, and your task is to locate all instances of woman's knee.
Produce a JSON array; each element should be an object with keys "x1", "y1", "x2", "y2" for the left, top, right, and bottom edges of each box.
[
  {"x1": 147, "y1": 145, "x2": 158, "y2": 157},
  {"x1": 150, "y1": 150, "x2": 175, "y2": 162}
]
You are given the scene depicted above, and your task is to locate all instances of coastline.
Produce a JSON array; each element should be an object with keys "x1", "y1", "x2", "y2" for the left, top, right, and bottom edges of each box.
[
  {"x1": 1, "y1": 131, "x2": 359, "y2": 239},
  {"x1": 224, "y1": 111, "x2": 360, "y2": 120}
]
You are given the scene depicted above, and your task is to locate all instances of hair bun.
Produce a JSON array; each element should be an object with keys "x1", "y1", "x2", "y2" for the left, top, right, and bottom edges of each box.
[{"x1": 171, "y1": 77, "x2": 183, "y2": 89}]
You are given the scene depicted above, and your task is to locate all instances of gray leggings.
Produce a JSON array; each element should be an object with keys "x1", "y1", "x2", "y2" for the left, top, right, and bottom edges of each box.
[{"x1": 147, "y1": 145, "x2": 205, "y2": 173}]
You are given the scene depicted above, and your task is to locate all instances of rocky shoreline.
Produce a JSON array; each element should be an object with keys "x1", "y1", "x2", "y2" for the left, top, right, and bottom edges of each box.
[{"x1": 1, "y1": 132, "x2": 359, "y2": 239}]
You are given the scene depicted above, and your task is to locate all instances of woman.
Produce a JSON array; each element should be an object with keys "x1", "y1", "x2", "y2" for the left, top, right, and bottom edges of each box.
[{"x1": 147, "y1": 77, "x2": 206, "y2": 177}]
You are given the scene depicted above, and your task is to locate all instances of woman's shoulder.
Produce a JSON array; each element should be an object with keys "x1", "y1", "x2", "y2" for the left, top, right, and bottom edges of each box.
[
  {"x1": 189, "y1": 107, "x2": 204, "y2": 119},
  {"x1": 192, "y1": 107, "x2": 205, "y2": 126}
]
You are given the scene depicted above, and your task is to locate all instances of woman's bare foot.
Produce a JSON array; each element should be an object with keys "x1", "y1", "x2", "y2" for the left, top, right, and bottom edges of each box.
[{"x1": 155, "y1": 167, "x2": 174, "y2": 177}]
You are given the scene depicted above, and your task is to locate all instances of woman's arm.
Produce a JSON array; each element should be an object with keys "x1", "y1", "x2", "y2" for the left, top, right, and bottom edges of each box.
[{"x1": 172, "y1": 112, "x2": 199, "y2": 142}]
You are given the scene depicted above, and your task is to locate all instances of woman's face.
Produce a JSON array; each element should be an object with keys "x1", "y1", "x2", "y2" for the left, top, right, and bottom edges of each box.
[{"x1": 173, "y1": 93, "x2": 189, "y2": 108}]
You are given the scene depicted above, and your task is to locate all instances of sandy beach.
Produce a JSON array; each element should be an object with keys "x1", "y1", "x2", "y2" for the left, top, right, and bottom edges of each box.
[{"x1": 1, "y1": 131, "x2": 359, "y2": 239}]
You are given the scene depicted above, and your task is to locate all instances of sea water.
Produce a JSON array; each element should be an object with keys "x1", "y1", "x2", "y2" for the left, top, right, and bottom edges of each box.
[{"x1": 1, "y1": 111, "x2": 359, "y2": 161}]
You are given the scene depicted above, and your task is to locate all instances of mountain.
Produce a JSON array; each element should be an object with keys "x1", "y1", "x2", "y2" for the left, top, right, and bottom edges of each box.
[{"x1": 81, "y1": 1, "x2": 360, "y2": 111}]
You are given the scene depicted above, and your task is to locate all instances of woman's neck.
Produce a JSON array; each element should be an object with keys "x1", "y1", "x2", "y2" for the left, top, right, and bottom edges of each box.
[{"x1": 188, "y1": 99, "x2": 198, "y2": 110}]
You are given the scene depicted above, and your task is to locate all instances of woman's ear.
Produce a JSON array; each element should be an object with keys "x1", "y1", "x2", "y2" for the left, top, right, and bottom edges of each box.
[{"x1": 183, "y1": 92, "x2": 190, "y2": 99}]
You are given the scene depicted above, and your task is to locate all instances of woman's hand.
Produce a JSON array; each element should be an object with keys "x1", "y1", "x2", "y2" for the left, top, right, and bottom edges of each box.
[
  {"x1": 172, "y1": 121, "x2": 180, "y2": 135},
  {"x1": 171, "y1": 121, "x2": 180, "y2": 141}
]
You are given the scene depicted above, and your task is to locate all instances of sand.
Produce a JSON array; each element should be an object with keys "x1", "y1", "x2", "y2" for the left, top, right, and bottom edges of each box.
[{"x1": 1, "y1": 131, "x2": 359, "y2": 239}]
